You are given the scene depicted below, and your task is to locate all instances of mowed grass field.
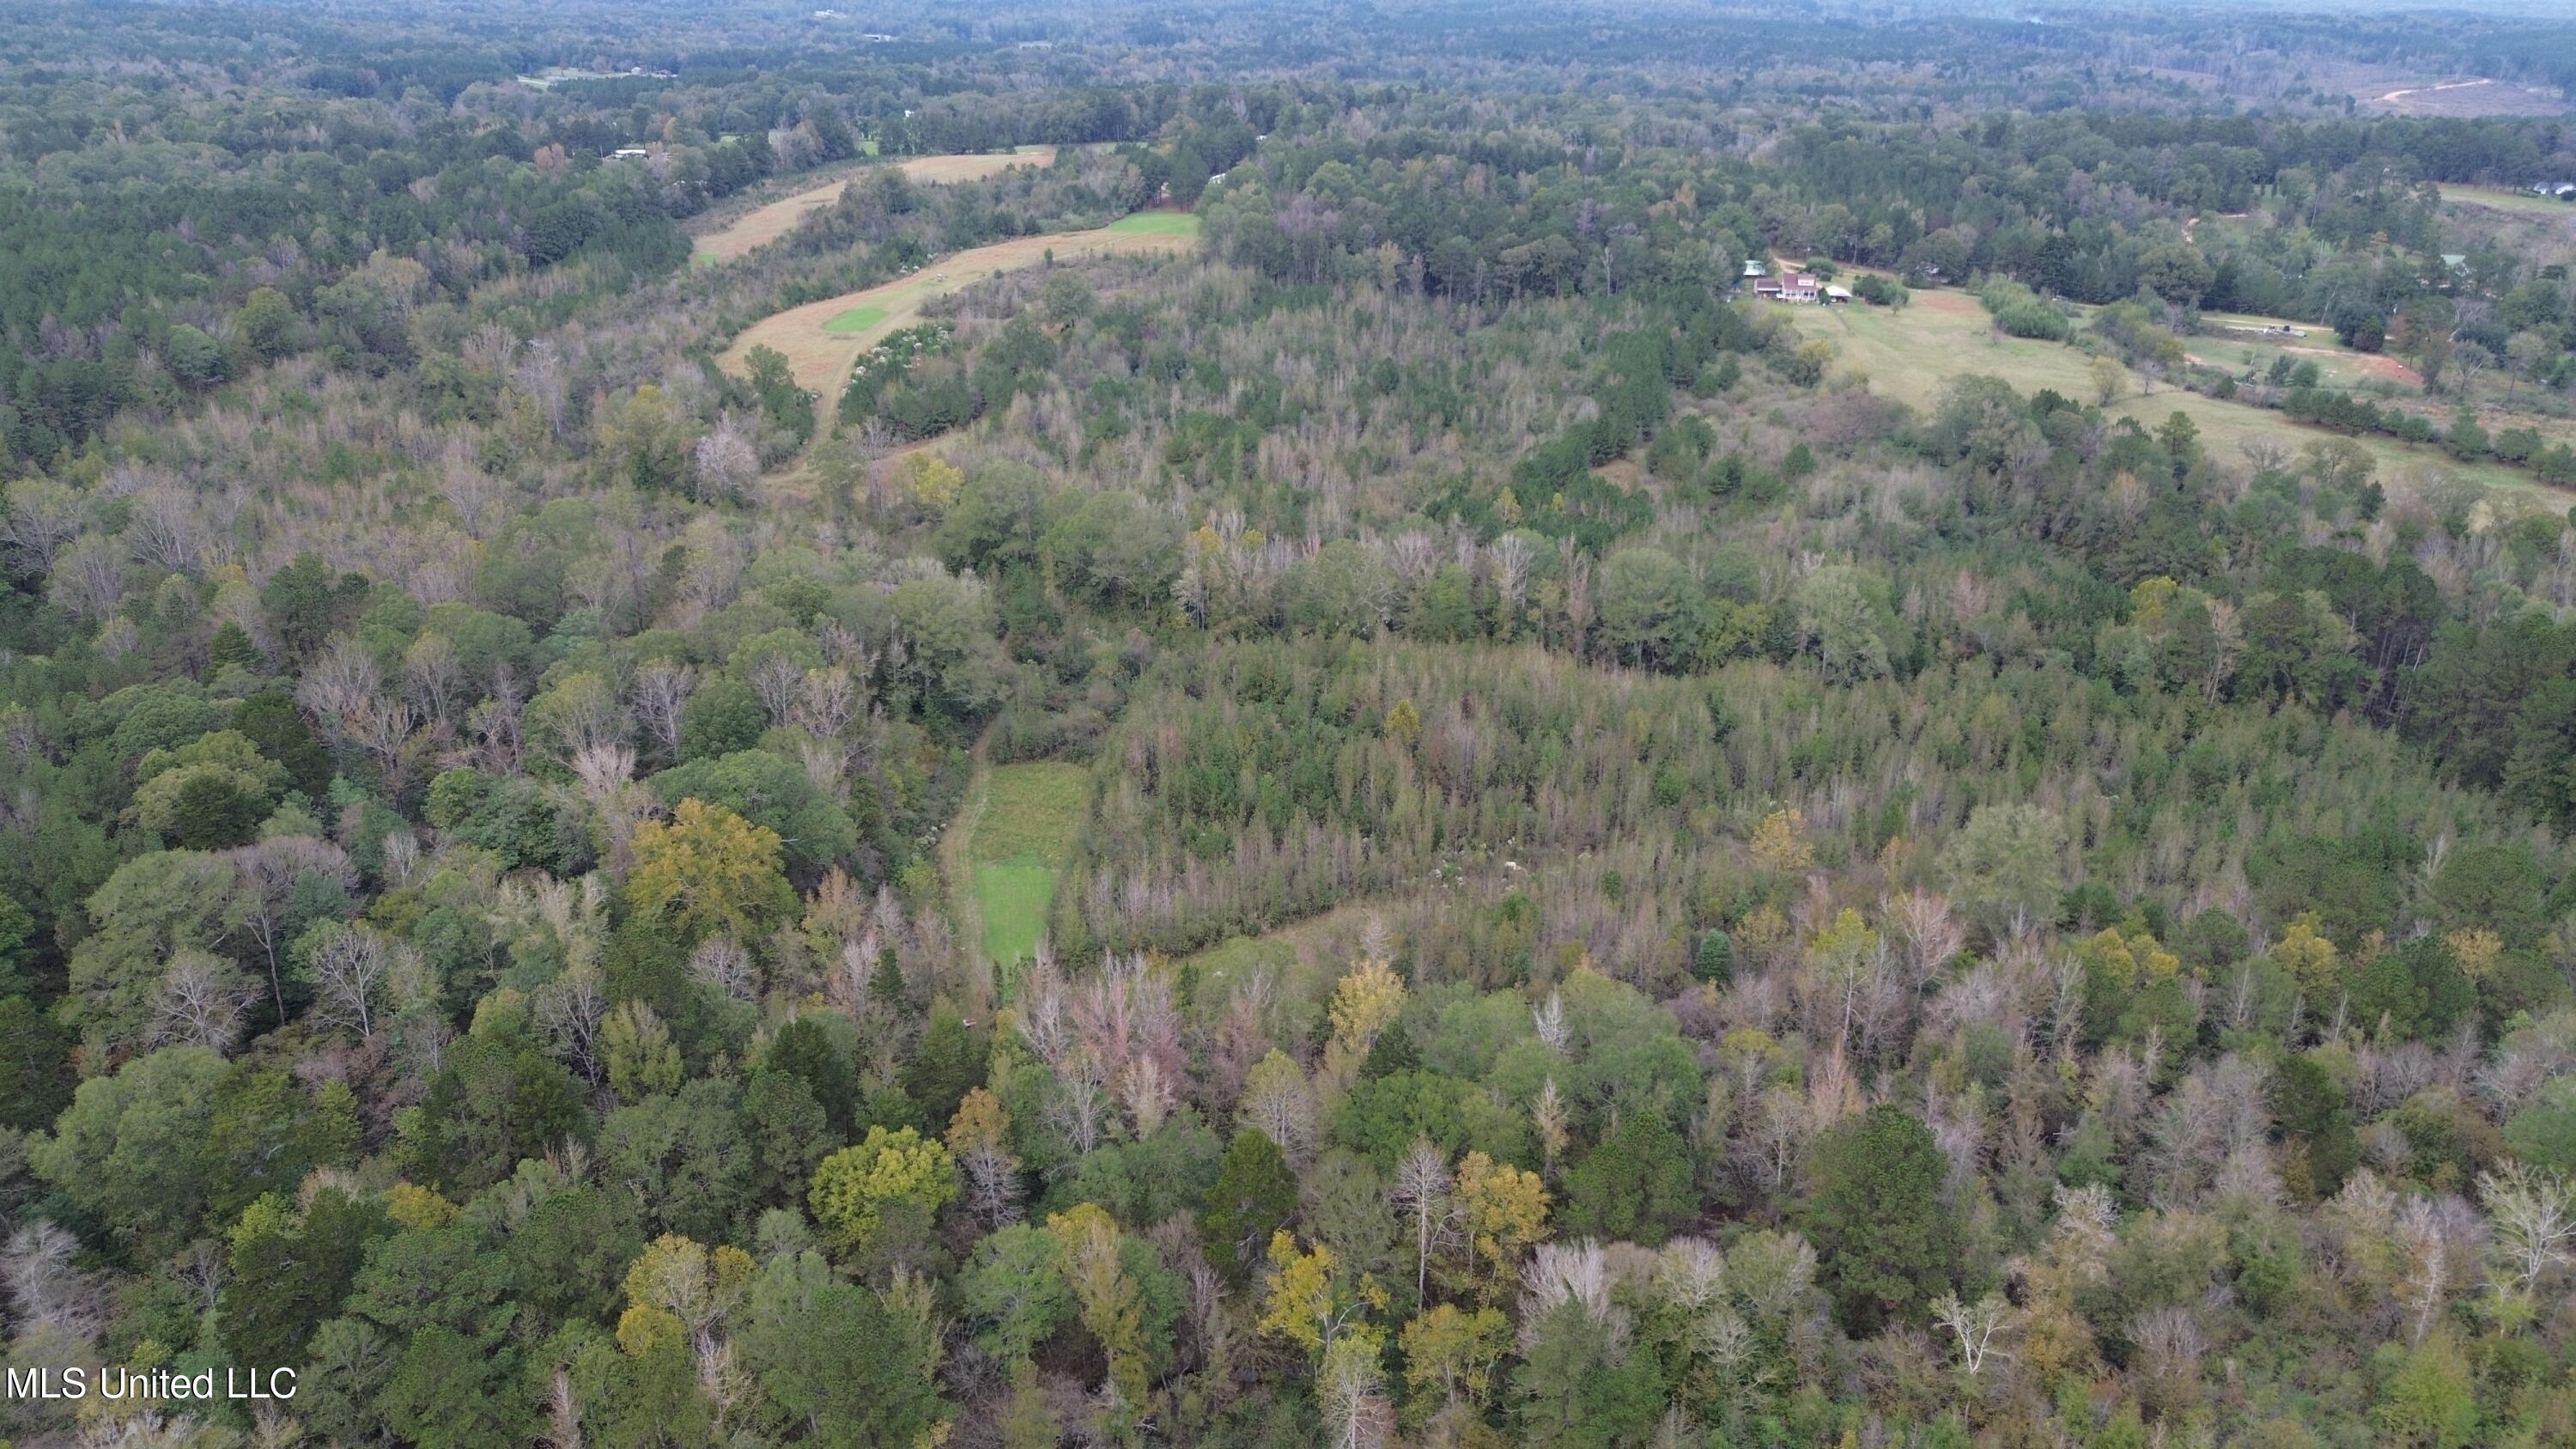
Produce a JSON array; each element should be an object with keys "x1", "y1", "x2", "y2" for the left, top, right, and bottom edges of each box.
[
  {"x1": 1784, "y1": 289, "x2": 2555, "y2": 502},
  {"x1": 688, "y1": 147, "x2": 1058, "y2": 265},
  {"x1": 1104, "y1": 211, "x2": 1200, "y2": 235},
  {"x1": 2190, "y1": 311, "x2": 2418, "y2": 390},
  {"x1": 971, "y1": 763, "x2": 1090, "y2": 971},
  {"x1": 820, "y1": 305, "x2": 887, "y2": 334},
  {"x1": 718, "y1": 212, "x2": 1200, "y2": 397},
  {"x1": 2438, "y1": 184, "x2": 2576, "y2": 222}
]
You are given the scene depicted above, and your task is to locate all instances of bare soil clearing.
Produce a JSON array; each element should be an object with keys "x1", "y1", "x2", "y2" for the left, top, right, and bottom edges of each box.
[
  {"x1": 719, "y1": 216, "x2": 1200, "y2": 397},
  {"x1": 690, "y1": 148, "x2": 1058, "y2": 264}
]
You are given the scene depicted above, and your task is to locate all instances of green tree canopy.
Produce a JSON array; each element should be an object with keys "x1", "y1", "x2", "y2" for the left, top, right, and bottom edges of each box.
[{"x1": 1805, "y1": 1104, "x2": 1954, "y2": 1335}]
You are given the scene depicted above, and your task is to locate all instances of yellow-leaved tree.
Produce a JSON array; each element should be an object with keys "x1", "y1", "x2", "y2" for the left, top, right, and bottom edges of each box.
[
  {"x1": 1257, "y1": 1230, "x2": 1386, "y2": 1361},
  {"x1": 2445, "y1": 928, "x2": 2502, "y2": 981},
  {"x1": 947, "y1": 1087, "x2": 1024, "y2": 1227},
  {"x1": 2081, "y1": 927, "x2": 2181, "y2": 989},
  {"x1": 2273, "y1": 913, "x2": 2340, "y2": 998},
  {"x1": 1328, "y1": 955, "x2": 1407, "y2": 1060},
  {"x1": 1048, "y1": 1204, "x2": 1151, "y2": 1422},
  {"x1": 1749, "y1": 807, "x2": 1816, "y2": 875},
  {"x1": 810, "y1": 1126, "x2": 960, "y2": 1255},
  {"x1": 628, "y1": 799, "x2": 799, "y2": 941},
  {"x1": 896, "y1": 452, "x2": 964, "y2": 514},
  {"x1": 616, "y1": 1233, "x2": 755, "y2": 1357},
  {"x1": 1448, "y1": 1151, "x2": 1548, "y2": 1303},
  {"x1": 1400, "y1": 1301, "x2": 1510, "y2": 1422}
]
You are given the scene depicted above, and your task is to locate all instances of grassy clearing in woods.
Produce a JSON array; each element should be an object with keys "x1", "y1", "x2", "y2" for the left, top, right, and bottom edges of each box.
[
  {"x1": 716, "y1": 216, "x2": 1200, "y2": 396},
  {"x1": 1104, "y1": 211, "x2": 1202, "y2": 235},
  {"x1": 687, "y1": 146, "x2": 1053, "y2": 265},
  {"x1": 969, "y1": 763, "x2": 1090, "y2": 970},
  {"x1": 1784, "y1": 287, "x2": 2559, "y2": 502}
]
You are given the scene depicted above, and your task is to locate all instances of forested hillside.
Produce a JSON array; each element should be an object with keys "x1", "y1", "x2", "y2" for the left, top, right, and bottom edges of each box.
[{"x1": 7, "y1": 3, "x2": 2576, "y2": 1448}]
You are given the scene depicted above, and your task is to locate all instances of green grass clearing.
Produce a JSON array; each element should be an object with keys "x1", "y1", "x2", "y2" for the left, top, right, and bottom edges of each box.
[
  {"x1": 970, "y1": 762, "x2": 1089, "y2": 968},
  {"x1": 2439, "y1": 184, "x2": 2576, "y2": 222},
  {"x1": 1106, "y1": 211, "x2": 1201, "y2": 236},
  {"x1": 975, "y1": 861, "x2": 1060, "y2": 970},
  {"x1": 1786, "y1": 292, "x2": 2555, "y2": 502},
  {"x1": 820, "y1": 305, "x2": 890, "y2": 334}
]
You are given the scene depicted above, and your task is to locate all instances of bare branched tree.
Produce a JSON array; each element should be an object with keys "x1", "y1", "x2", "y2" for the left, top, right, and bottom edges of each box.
[
  {"x1": 402, "y1": 631, "x2": 469, "y2": 734},
  {"x1": 630, "y1": 661, "x2": 697, "y2": 763},
  {"x1": 296, "y1": 637, "x2": 382, "y2": 738},
  {"x1": 2478, "y1": 1163, "x2": 2573, "y2": 1295},
  {"x1": 537, "y1": 965, "x2": 611, "y2": 1086},
  {"x1": 3, "y1": 1221, "x2": 106, "y2": 1342},
  {"x1": 147, "y1": 950, "x2": 258, "y2": 1052},
  {"x1": 513, "y1": 340, "x2": 572, "y2": 439},
  {"x1": 752, "y1": 653, "x2": 805, "y2": 729},
  {"x1": 125, "y1": 479, "x2": 210, "y2": 575},
  {"x1": 0, "y1": 478, "x2": 87, "y2": 572},
  {"x1": 694, "y1": 411, "x2": 761, "y2": 502},
  {"x1": 233, "y1": 836, "x2": 358, "y2": 1019},
  {"x1": 689, "y1": 936, "x2": 756, "y2": 1002},
  {"x1": 1930, "y1": 1291, "x2": 2014, "y2": 1376},
  {"x1": 794, "y1": 666, "x2": 860, "y2": 740},
  {"x1": 302, "y1": 922, "x2": 410, "y2": 1039},
  {"x1": 1392, "y1": 1137, "x2": 1455, "y2": 1299}
]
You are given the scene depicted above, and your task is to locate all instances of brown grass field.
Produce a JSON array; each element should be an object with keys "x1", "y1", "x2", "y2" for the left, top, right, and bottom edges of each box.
[
  {"x1": 718, "y1": 214, "x2": 1200, "y2": 397},
  {"x1": 690, "y1": 148, "x2": 1059, "y2": 264}
]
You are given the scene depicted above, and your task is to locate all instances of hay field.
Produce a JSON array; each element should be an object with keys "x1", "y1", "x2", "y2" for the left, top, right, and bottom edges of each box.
[
  {"x1": 690, "y1": 147, "x2": 1058, "y2": 264},
  {"x1": 718, "y1": 214, "x2": 1200, "y2": 396}
]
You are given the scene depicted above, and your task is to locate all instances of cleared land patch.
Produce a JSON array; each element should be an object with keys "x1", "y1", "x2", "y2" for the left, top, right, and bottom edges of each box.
[
  {"x1": 2438, "y1": 184, "x2": 2576, "y2": 222},
  {"x1": 689, "y1": 147, "x2": 1057, "y2": 264},
  {"x1": 1783, "y1": 290, "x2": 2555, "y2": 500},
  {"x1": 971, "y1": 763, "x2": 1090, "y2": 971},
  {"x1": 2189, "y1": 311, "x2": 2421, "y2": 389},
  {"x1": 718, "y1": 213, "x2": 1200, "y2": 397},
  {"x1": 1105, "y1": 211, "x2": 1200, "y2": 235}
]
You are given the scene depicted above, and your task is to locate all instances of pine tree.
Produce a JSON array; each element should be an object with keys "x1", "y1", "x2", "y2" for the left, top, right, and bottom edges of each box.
[
  {"x1": 1561, "y1": 1111, "x2": 1694, "y2": 1246},
  {"x1": 766, "y1": 1018, "x2": 860, "y2": 1140},
  {"x1": 902, "y1": 999, "x2": 987, "y2": 1128},
  {"x1": 1806, "y1": 1104, "x2": 1953, "y2": 1335},
  {"x1": 1201, "y1": 1128, "x2": 1298, "y2": 1279}
]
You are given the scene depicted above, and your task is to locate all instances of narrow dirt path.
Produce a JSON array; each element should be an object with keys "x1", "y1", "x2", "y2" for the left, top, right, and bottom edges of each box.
[
  {"x1": 940, "y1": 726, "x2": 997, "y2": 1012},
  {"x1": 2376, "y1": 78, "x2": 2494, "y2": 107}
]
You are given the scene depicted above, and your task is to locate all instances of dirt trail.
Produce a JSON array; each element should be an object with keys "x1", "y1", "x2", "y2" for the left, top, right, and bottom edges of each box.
[
  {"x1": 2376, "y1": 78, "x2": 2494, "y2": 106},
  {"x1": 2180, "y1": 211, "x2": 2248, "y2": 242},
  {"x1": 940, "y1": 728, "x2": 997, "y2": 1013},
  {"x1": 718, "y1": 219, "x2": 1198, "y2": 396},
  {"x1": 690, "y1": 148, "x2": 1057, "y2": 263}
]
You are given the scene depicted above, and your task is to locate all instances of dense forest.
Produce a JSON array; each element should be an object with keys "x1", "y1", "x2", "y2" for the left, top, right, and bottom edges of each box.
[{"x1": 8, "y1": 1, "x2": 2576, "y2": 1447}]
